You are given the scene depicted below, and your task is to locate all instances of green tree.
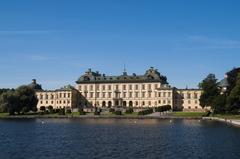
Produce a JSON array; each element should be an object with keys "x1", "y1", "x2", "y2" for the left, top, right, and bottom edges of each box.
[
  {"x1": 212, "y1": 94, "x2": 227, "y2": 114},
  {"x1": 226, "y1": 67, "x2": 240, "y2": 93},
  {"x1": 199, "y1": 74, "x2": 220, "y2": 108},
  {"x1": 0, "y1": 90, "x2": 19, "y2": 115},
  {"x1": 15, "y1": 85, "x2": 38, "y2": 113},
  {"x1": 226, "y1": 73, "x2": 240, "y2": 113}
]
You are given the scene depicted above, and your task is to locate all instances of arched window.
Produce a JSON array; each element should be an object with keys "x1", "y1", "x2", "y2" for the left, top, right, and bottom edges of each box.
[
  {"x1": 108, "y1": 101, "x2": 112, "y2": 108},
  {"x1": 129, "y1": 101, "x2": 133, "y2": 107},
  {"x1": 123, "y1": 101, "x2": 127, "y2": 107},
  {"x1": 102, "y1": 101, "x2": 106, "y2": 107}
]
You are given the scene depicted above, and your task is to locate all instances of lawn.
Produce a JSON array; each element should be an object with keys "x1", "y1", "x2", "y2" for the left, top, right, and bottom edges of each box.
[
  {"x1": 0, "y1": 113, "x2": 9, "y2": 117},
  {"x1": 211, "y1": 114, "x2": 240, "y2": 120},
  {"x1": 171, "y1": 112, "x2": 207, "y2": 117}
]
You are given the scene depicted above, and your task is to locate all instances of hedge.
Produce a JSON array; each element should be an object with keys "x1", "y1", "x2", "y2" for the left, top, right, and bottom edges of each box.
[
  {"x1": 155, "y1": 105, "x2": 171, "y2": 112},
  {"x1": 138, "y1": 108, "x2": 153, "y2": 115}
]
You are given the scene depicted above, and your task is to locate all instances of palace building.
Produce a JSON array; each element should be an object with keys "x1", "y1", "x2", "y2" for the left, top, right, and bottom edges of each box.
[{"x1": 32, "y1": 67, "x2": 204, "y2": 111}]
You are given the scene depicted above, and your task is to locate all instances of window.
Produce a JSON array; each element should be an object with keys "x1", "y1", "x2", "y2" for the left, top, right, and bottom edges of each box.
[
  {"x1": 108, "y1": 92, "x2": 112, "y2": 98},
  {"x1": 168, "y1": 100, "x2": 171, "y2": 104},
  {"x1": 108, "y1": 85, "x2": 111, "y2": 90},
  {"x1": 188, "y1": 106, "x2": 191, "y2": 109},
  {"x1": 163, "y1": 92, "x2": 166, "y2": 97},
  {"x1": 188, "y1": 93, "x2": 191, "y2": 99},
  {"x1": 194, "y1": 93, "x2": 198, "y2": 99},
  {"x1": 68, "y1": 93, "x2": 70, "y2": 98},
  {"x1": 188, "y1": 100, "x2": 191, "y2": 104},
  {"x1": 163, "y1": 100, "x2": 166, "y2": 104},
  {"x1": 155, "y1": 84, "x2": 158, "y2": 89},
  {"x1": 135, "y1": 92, "x2": 139, "y2": 98},
  {"x1": 195, "y1": 100, "x2": 198, "y2": 104},
  {"x1": 51, "y1": 101, "x2": 53, "y2": 104},
  {"x1": 129, "y1": 92, "x2": 132, "y2": 98},
  {"x1": 148, "y1": 92, "x2": 151, "y2": 98},
  {"x1": 158, "y1": 100, "x2": 161, "y2": 104},
  {"x1": 148, "y1": 84, "x2": 151, "y2": 90},
  {"x1": 102, "y1": 85, "x2": 105, "y2": 91},
  {"x1": 63, "y1": 93, "x2": 66, "y2": 98},
  {"x1": 40, "y1": 94, "x2": 43, "y2": 99},
  {"x1": 168, "y1": 92, "x2": 171, "y2": 97},
  {"x1": 135, "y1": 85, "x2": 138, "y2": 90},
  {"x1": 90, "y1": 92, "x2": 94, "y2": 98},
  {"x1": 78, "y1": 85, "x2": 82, "y2": 91},
  {"x1": 158, "y1": 92, "x2": 161, "y2": 97},
  {"x1": 102, "y1": 92, "x2": 105, "y2": 98},
  {"x1": 142, "y1": 92, "x2": 145, "y2": 98},
  {"x1": 123, "y1": 85, "x2": 126, "y2": 90},
  {"x1": 40, "y1": 101, "x2": 43, "y2": 104},
  {"x1": 195, "y1": 106, "x2": 198, "y2": 109},
  {"x1": 90, "y1": 85, "x2": 93, "y2": 91},
  {"x1": 122, "y1": 92, "x2": 126, "y2": 98},
  {"x1": 129, "y1": 85, "x2": 132, "y2": 90},
  {"x1": 84, "y1": 85, "x2": 87, "y2": 91},
  {"x1": 142, "y1": 84, "x2": 145, "y2": 90},
  {"x1": 142, "y1": 101, "x2": 145, "y2": 106},
  {"x1": 115, "y1": 85, "x2": 119, "y2": 90}
]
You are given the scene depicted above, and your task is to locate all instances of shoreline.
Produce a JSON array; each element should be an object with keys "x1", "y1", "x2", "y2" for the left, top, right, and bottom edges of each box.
[
  {"x1": 0, "y1": 115, "x2": 202, "y2": 120},
  {"x1": 203, "y1": 117, "x2": 240, "y2": 127}
]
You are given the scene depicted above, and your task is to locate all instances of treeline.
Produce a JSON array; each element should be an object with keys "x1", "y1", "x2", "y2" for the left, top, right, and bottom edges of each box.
[
  {"x1": 199, "y1": 67, "x2": 240, "y2": 114},
  {"x1": 0, "y1": 86, "x2": 38, "y2": 115}
]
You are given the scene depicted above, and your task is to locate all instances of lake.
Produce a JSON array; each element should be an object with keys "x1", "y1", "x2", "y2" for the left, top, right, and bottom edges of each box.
[{"x1": 0, "y1": 118, "x2": 240, "y2": 159}]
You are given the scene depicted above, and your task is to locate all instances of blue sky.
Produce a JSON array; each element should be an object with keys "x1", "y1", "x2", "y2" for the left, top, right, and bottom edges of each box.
[{"x1": 0, "y1": 0, "x2": 240, "y2": 89}]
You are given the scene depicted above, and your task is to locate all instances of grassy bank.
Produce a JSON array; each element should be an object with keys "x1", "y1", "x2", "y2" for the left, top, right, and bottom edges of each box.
[
  {"x1": 171, "y1": 112, "x2": 207, "y2": 117},
  {"x1": 211, "y1": 114, "x2": 240, "y2": 120}
]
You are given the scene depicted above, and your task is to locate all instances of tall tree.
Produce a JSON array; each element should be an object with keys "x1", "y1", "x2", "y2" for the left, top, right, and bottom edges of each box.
[
  {"x1": 226, "y1": 73, "x2": 240, "y2": 113},
  {"x1": 0, "y1": 90, "x2": 19, "y2": 115},
  {"x1": 15, "y1": 85, "x2": 38, "y2": 113},
  {"x1": 226, "y1": 67, "x2": 240, "y2": 93},
  {"x1": 199, "y1": 74, "x2": 220, "y2": 109}
]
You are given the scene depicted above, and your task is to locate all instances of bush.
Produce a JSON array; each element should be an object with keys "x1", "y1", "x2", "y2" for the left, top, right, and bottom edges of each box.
[
  {"x1": 47, "y1": 105, "x2": 54, "y2": 113},
  {"x1": 94, "y1": 111, "x2": 100, "y2": 115},
  {"x1": 58, "y1": 108, "x2": 65, "y2": 115},
  {"x1": 155, "y1": 105, "x2": 171, "y2": 112},
  {"x1": 138, "y1": 108, "x2": 153, "y2": 115},
  {"x1": 109, "y1": 108, "x2": 115, "y2": 113},
  {"x1": 66, "y1": 109, "x2": 72, "y2": 114},
  {"x1": 125, "y1": 108, "x2": 134, "y2": 114},
  {"x1": 55, "y1": 108, "x2": 60, "y2": 113},
  {"x1": 78, "y1": 108, "x2": 86, "y2": 115},
  {"x1": 40, "y1": 106, "x2": 46, "y2": 112},
  {"x1": 114, "y1": 110, "x2": 122, "y2": 115}
]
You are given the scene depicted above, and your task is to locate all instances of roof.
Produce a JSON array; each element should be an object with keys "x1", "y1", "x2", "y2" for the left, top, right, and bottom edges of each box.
[
  {"x1": 219, "y1": 78, "x2": 229, "y2": 87},
  {"x1": 76, "y1": 67, "x2": 168, "y2": 84},
  {"x1": 28, "y1": 79, "x2": 43, "y2": 91}
]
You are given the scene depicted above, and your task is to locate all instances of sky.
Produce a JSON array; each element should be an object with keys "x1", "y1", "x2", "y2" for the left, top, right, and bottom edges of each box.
[{"x1": 0, "y1": 0, "x2": 240, "y2": 89}]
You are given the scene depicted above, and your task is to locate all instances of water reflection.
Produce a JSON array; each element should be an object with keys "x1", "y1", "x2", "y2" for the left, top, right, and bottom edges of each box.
[{"x1": 0, "y1": 119, "x2": 240, "y2": 159}]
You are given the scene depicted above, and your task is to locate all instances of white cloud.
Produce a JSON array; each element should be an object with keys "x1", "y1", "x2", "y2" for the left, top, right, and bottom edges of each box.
[{"x1": 185, "y1": 35, "x2": 240, "y2": 49}]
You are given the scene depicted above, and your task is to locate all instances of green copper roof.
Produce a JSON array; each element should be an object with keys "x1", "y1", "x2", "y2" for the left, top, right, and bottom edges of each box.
[{"x1": 76, "y1": 67, "x2": 168, "y2": 84}]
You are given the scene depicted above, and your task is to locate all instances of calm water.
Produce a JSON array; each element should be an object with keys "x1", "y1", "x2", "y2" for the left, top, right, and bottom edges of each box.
[{"x1": 0, "y1": 119, "x2": 240, "y2": 159}]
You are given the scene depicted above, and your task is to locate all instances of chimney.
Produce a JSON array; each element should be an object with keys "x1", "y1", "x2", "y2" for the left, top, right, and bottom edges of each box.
[{"x1": 32, "y1": 79, "x2": 36, "y2": 84}]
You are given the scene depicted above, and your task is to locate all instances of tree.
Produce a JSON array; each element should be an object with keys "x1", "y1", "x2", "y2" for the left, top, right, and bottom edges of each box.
[
  {"x1": 199, "y1": 74, "x2": 220, "y2": 108},
  {"x1": 212, "y1": 95, "x2": 227, "y2": 114},
  {"x1": 0, "y1": 90, "x2": 19, "y2": 115},
  {"x1": 15, "y1": 85, "x2": 38, "y2": 113},
  {"x1": 47, "y1": 105, "x2": 54, "y2": 113},
  {"x1": 226, "y1": 67, "x2": 240, "y2": 93},
  {"x1": 226, "y1": 72, "x2": 240, "y2": 113}
]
